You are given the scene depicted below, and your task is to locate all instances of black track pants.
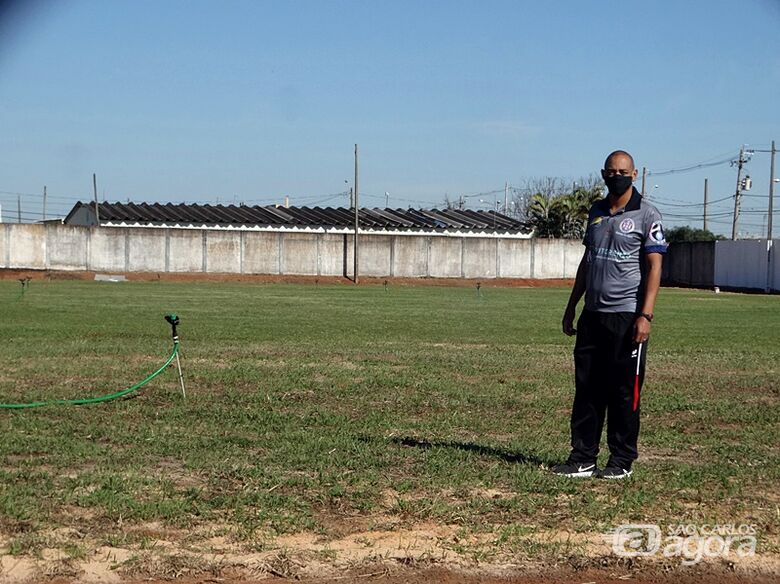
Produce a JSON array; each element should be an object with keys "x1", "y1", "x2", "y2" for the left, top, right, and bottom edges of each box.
[{"x1": 569, "y1": 310, "x2": 646, "y2": 468}]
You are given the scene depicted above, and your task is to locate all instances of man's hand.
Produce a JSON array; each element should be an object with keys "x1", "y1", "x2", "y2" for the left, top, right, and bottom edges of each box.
[
  {"x1": 562, "y1": 306, "x2": 577, "y2": 336},
  {"x1": 633, "y1": 315, "x2": 651, "y2": 344},
  {"x1": 563, "y1": 251, "x2": 587, "y2": 337}
]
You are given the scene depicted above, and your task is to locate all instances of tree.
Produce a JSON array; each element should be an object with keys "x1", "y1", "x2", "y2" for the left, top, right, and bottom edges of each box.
[
  {"x1": 526, "y1": 193, "x2": 563, "y2": 237},
  {"x1": 523, "y1": 176, "x2": 603, "y2": 238},
  {"x1": 665, "y1": 226, "x2": 724, "y2": 243}
]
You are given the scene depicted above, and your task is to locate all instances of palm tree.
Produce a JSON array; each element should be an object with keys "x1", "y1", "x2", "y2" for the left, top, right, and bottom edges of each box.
[
  {"x1": 526, "y1": 185, "x2": 603, "y2": 238},
  {"x1": 527, "y1": 193, "x2": 563, "y2": 238}
]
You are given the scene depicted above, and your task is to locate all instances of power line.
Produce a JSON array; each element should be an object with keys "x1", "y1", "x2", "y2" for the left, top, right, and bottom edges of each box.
[
  {"x1": 459, "y1": 188, "x2": 505, "y2": 199},
  {"x1": 307, "y1": 194, "x2": 346, "y2": 207},
  {"x1": 0, "y1": 190, "x2": 81, "y2": 203},
  {"x1": 646, "y1": 193, "x2": 733, "y2": 208},
  {"x1": 647, "y1": 152, "x2": 738, "y2": 177},
  {"x1": 661, "y1": 210, "x2": 734, "y2": 219}
]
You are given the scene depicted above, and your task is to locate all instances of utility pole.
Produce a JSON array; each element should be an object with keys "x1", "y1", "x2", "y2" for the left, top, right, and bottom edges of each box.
[
  {"x1": 641, "y1": 167, "x2": 647, "y2": 196},
  {"x1": 504, "y1": 181, "x2": 509, "y2": 213},
  {"x1": 17, "y1": 195, "x2": 21, "y2": 223},
  {"x1": 353, "y1": 144, "x2": 359, "y2": 284},
  {"x1": 767, "y1": 140, "x2": 776, "y2": 292},
  {"x1": 768, "y1": 140, "x2": 776, "y2": 242},
  {"x1": 731, "y1": 146, "x2": 747, "y2": 240},
  {"x1": 385, "y1": 191, "x2": 389, "y2": 208},
  {"x1": 703, "y1": 178, "x2": 708, "y2": 232},
  {"x1": 43, "y1": 186, "x2": 47, "y2": 222},
  {"x1": 493, "y1": 189, "x2": 498, "y2": 227},
  {"x1": 93, "y1": 173, "x2": 100, "y2": 226}
]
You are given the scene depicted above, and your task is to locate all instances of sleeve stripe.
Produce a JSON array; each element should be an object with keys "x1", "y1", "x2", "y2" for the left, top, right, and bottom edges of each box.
[{"x1": 645, "y1": 245, "x2": 667, "y2": 254}]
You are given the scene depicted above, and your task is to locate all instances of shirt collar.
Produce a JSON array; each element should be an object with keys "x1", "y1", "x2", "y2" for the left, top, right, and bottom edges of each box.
[{"x1": 597, "y1": 187, "x2": 642, "y2": 215}]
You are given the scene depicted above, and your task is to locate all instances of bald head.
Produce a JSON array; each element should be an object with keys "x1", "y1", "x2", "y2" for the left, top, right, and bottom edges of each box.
[
  {"x1": 604, "y1": 150, "x2": 635, "y2": 171},
  {"x1": 601, "y1": 150, "x2": 638, "y2": 197}
]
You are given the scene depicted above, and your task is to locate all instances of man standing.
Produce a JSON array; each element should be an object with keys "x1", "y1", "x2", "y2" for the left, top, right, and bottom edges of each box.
[{"x1": 552, "y1": 150, "x2": 667, "y2": 479}]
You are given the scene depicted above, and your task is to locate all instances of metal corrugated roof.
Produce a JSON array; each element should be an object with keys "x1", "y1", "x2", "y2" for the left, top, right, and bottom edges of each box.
[{"x1": 64, "y1": 201, "x2": 530, "y2": 233}]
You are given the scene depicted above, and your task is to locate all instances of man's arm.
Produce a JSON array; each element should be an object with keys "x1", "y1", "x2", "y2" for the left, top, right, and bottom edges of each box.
[
  {"x1": 633, "y1": 252, "x2": 663, "y2": 343},
  {"x1": 562, "y1": 250, "x2": 588, "y2": 336}
]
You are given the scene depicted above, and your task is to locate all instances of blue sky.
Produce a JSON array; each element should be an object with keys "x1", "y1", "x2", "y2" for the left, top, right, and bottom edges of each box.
[{"x1": 1, "y1": 0, "x2": 779, "y2": 235}]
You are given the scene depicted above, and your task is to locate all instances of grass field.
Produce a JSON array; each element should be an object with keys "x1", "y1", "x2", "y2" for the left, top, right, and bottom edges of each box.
[{"x1": 0, "y1": 279, "x2": 778, "y2": 579}]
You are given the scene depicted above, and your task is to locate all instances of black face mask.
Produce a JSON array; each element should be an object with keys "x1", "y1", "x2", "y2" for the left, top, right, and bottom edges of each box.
[{"x1": 604, "y1": 174, "x2": 633, "y2": 195}]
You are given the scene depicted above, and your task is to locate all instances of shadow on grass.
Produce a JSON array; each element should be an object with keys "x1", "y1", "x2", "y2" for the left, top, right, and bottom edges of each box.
[{"x1": 359, "y1": 435, "x2": 556, "y2": 467}]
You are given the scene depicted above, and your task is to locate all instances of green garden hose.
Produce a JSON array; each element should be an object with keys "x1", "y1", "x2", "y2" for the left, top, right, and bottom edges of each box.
[{"x1": 0, "y1": 314, "x2": 182, "y2": 409}]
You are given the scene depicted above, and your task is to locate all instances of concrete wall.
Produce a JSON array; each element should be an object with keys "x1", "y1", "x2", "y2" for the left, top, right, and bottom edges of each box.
[
  {"x1": 7, "y1": 224, "x2": 45, "y2": 269},
  {"x1": 359, "y1": 235, "x2": 393, "y2": 277},
  {"x1": 320, "y1": 234, "x2": 347, "y2": 277},
  {"x1": 205, "y1": 231, "x2": 241, "y2": 274},
  {"x1": 169, "y1": 230, "x2": 203, "y2": 273},
  {"x1": 562, "y1": 240, "x2": 584, "y2": 278},
  {"x1": 497, "y1": 239, "x2": 532, "y2": 278},
  {"x1": 0, "y1": 223, "x2": 603, "y2": 280},
  {"x1": 90, "y1": 228, "x2": 127, "y2": 272},
  {"x1": 280, "y1": 233, "x2": 318, "y2": 275},
  {"x1": 533, "y1": 239, "x2": 584, "y2": 279},
  {"x1": 714, "y1": 239, "x2": 778, "y2": 291},
  {"x1": 47, "y1": 225, "x2": 88, "y2": 270},
  {"x1": 128, "y1": 229, "x2": 166, "y2": 272},
  {"x1": 663, "y1": 241, "x2": 715, "y2": 288},
  {"x1": 463, "y1": 238, "x2": 496, "y2": 278},
  {"x1": 7, "y1": 223, "x2": 775, "y2": 290},
  {"x1": 244, "y1": 232, "x2": 280, "y2": 274},
  {"x1": 393, "y1": 236, "x2": 428, "y2": 277}
]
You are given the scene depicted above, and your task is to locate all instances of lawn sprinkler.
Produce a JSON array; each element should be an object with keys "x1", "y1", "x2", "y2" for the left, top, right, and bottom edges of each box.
[
  {"x1": 476, "y1": 282, "x2": 482, "y2": 299},
  {"x1": 0, "y1": 314, "x2": 186, "y2": 409},
  {"x1": 165, "y1": 313, "x2": 180, "y2": 341},
  {"x1": 14, "y1": 277, "x2": 31, "y2": 301},
  {"x1": 384, "y1": 280, "x2": 389, "y2": 293},
  {"x1": 165, "y1": 313, "x2": 187, "y2": 399}
]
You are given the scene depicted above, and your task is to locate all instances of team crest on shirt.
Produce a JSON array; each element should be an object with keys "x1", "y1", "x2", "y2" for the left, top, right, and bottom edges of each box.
[
  {"x1": 650, "y1": 221, "x2": 666, "y2": 243},
  {"x1": 619, "y1": 218, "x2": 635, "y2": 233}
]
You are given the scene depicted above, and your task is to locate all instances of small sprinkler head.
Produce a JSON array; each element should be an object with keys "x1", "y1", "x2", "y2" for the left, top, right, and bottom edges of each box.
[{"x1": 164, "y1": 313, "x2": 180, "y2": 343}]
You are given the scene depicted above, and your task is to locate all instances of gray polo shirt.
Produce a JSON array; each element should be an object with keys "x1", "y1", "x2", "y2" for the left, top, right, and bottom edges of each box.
[{"x1": 583, "y1": 188, "x2": 667, "y2": 313}]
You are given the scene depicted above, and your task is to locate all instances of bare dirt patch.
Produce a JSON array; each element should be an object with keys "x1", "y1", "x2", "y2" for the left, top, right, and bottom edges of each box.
[
  {"x1": 3, "y1": 518, "x2": 778, "y2": 584},
  {"x1": 0, "y1": 269, "x2": 573, "y2": 289}
]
